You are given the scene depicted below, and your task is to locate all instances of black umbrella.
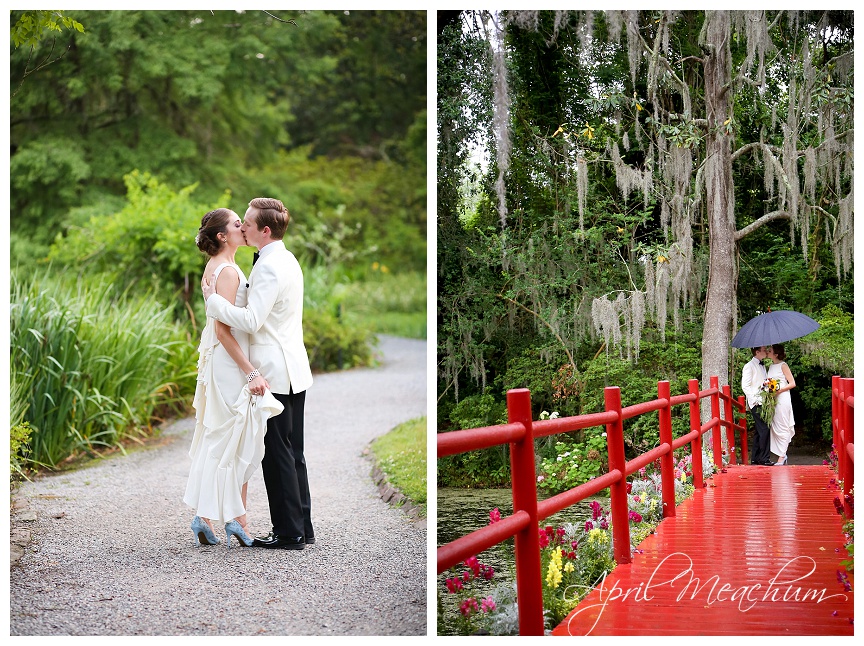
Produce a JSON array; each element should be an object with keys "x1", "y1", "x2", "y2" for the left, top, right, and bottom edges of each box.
[{"x1": 731, "y1": 309, "x2": 820, "y2": 348}]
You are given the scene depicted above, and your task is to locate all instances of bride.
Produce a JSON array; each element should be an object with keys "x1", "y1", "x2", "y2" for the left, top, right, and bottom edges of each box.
[
  {"x1": 183, "y1": 208, "x2": 283, "y2": 546},
  {"x1": 766, "y1": 343, "x2": 796, "y2": 466}
]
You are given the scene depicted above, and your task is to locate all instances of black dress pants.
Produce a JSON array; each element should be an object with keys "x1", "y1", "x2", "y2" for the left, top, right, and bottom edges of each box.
[
  {"x1": 749, "y1": 404, "x2": 771, "y2": 465},
  {"x1": 262, "y1": 389, "x2": 313, "y2": 538}
]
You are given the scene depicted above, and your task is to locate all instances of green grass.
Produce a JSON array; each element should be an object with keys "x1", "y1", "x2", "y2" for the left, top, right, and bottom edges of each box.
[
  {"x1": 370, "y1": 416, "x2": 427, "y2": 517},
  {"x1": 339, "y1": 271, "x2": 427, "y2": 339}
]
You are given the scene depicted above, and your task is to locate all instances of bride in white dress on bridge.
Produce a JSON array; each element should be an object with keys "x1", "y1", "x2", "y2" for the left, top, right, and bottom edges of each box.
[
  {"x1": 766, "y1": 344, "x2": 796, "y2": 466},
  {"x1": 183, "y1": 208, "x2": 283, "y2": 547}
]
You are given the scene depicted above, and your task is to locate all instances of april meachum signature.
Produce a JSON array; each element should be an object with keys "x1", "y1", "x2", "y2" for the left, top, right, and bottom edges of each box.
[{"x1": 562, "y1": 553, "x2": 849, "y2": 635}]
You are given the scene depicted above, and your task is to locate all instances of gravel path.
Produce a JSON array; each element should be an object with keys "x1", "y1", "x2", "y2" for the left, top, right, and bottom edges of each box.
[{"x1": 10, "y1": 335, "x2": 427, "y2": 636}]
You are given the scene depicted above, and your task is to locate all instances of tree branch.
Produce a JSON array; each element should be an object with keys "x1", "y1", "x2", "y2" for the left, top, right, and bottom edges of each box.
[
  {"x1": 734, "y1": 210, "x2": 792, "y2": 241},
  {"x1": 262, "y1": 11, "x2": 298, "y2": 26},
  {"x1": 499, "y1": 293, "x2": 577, "y2": 376}
]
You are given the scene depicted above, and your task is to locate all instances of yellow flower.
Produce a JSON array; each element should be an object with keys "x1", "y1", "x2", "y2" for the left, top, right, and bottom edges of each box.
[
  {"x1": 564, "y1": 561, "x2": 575, "y2": 573},
  {"x1": 546, "y1": 547, "x2": 564, "y2": 588},
  {"x1": 380, "y1": 265, "x2": 389, "y2": 274},
  {"x1": 372, "y1": 262, "x2": 380, "y2": 270}
]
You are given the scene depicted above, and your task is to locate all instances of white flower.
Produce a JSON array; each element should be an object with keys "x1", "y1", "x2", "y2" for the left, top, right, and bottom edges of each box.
[
  {"x1": 557, "y1": 456, "x2": 563, "y2": 462},
  {"x1": 601, "y1": 432, "x2": 607, "y2": 437},
  {"x1": 537, "y1": 475, "x2": 545, "y2": 482},
  {"x1": 550, "y1": 412, "x2": 560, "y2": 419}
]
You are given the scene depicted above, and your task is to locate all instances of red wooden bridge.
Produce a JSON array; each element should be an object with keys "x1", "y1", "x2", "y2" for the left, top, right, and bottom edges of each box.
[{"x1": 437, "y1": 375, "x2": 854, "y2": 636}]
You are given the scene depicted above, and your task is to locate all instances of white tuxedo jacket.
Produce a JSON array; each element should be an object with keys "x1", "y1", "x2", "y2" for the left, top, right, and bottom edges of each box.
[
  {"x1": 741, "y1": 357, "x2": 767, "y2": 410},
  {"x1": 206, "y1": 240, "x2": 313, "y2": 395}
]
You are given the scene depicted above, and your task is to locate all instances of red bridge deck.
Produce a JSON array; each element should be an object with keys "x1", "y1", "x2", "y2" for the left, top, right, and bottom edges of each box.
[{"x1": 553, "y1": 465, "x2": 854, "y2": 636}]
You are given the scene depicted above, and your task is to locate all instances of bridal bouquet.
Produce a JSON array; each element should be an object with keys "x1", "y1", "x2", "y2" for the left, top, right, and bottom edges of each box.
[{"x1": 760, "y1": 377, "x2": 781, "y2": 425}]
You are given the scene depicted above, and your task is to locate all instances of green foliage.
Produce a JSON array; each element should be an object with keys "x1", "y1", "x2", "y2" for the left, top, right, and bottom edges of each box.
[
  {"x1": 10, "y1": 10, "x2": 426, "y2": 258},
  {"x1": 10, "y1": 271, "x2": 191, "y2": 467},
  {"x1": 48, "y1": 171, "x2": 233, "y2": 311},
  {"x1": 303, "y1": 306, "x2": 376, "y2": 373},
  {"x1": 580, "y1": 333, "x2": 702, "y2": 453},
  {"x1": 10, "y1": 423, "x2": 34, "y2": 484},
  {"x1": 10, "y1": 10, "x2": 84, "y2": 48},
  {"x1": 798, "y1": 304, "x2": 854, "y2": 376},
  {"x1": 536, "y1": 433, "x2": 606, "y2": 495},
  {"x1": 337, "y1": 271, "x2": 427, "y2": 339},
  {"x1": 438, "y1": 392, "x2": 510, "y2": 488}
]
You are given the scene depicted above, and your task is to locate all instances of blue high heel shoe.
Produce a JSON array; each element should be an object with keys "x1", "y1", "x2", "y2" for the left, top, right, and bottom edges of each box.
[
  {"x1": 775, "y1": 455, "x2": 788, "y2": 466},
  {"x1": 191, "y1": 516, "x2": 220, "y2": 546},
  {"x1": 225, "y1": 520, "x2": 253, "y2": 548}
]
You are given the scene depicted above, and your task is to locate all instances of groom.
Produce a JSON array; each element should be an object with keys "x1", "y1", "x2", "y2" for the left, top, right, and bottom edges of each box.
[
  {"x1": 202, "y1": 197, "x2": 314, "y2": 549},
  {"x1": 741, "y1": 346, "x2": 772, "y2": 466}
]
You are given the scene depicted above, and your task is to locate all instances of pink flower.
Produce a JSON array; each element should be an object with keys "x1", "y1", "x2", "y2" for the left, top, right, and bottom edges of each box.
[
  {"x1": 538, "y1": 531, "x2": 550, "y2": 548},
  {"x1": 584, "y1": 520, "x2": 593, "y2": 531},
  {"x1": 599, "y1": 518, "x2": 609, "y2": 530},
  {"x1": 460, "y1": 597, "x2": 479, "y2": 617},
  {"x1": 480, "y1": 564, "x2": 494, "y2": 580},
  {"x1": 590, "y1": 500, "x2": 602, "y2": 520},
  {"x1": 480, "y1": 596, "x2": 496, "y2": 613},
  {"x1": 489, "y1": 508, "x2": 501, "y2": 524},
  {"x1": 445, "y1": 577, "x2": 464, "y2": 593},
  {"x1": 629, "y1": 511, "x2": 643, "y2": 523}
]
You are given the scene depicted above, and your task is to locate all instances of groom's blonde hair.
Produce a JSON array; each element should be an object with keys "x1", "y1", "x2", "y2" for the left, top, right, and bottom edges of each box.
[{"x1": 248, "y1": 197, "x2": 290, "y2": 240}]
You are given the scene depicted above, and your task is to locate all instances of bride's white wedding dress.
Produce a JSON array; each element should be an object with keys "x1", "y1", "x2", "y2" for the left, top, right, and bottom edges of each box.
[
  {"x1": 768, "y1": 361, "x2": 795, "y2": 458},
  {"x1": 183, "y1": 262, "x2": 283, "y2": 523}
]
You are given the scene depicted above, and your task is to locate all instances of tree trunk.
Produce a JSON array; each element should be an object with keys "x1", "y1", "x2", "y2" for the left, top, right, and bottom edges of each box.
[{"x1": 701, "y1": 11, "x2": 735, "y2": 423}]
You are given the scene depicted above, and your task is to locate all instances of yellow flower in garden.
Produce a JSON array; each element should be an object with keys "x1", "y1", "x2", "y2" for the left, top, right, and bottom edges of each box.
[
  {"x1": 380, "y1": 265, "x2": 389, "y2": 273},
  {"x1": 588, "y1": 528, "x2": 607, "y2": 544},
  {"x1": 372, "y1": 262, "x2": 380, "y2": 270},
  {"x1": 649, "y1": 498, "x2": 657, "y2": 509},
  {"x1": 564, "y1": 561, "x2": 575, "y2": 574},
  {"x1": 546, "y1": 547, "x2": 563, "y2": 588}
]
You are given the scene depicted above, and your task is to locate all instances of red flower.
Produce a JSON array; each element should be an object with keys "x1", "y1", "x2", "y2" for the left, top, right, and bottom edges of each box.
[
  {"x1": 460, "y1": 597, "x2": 479, "y2": 617},
  {"x1": 489, "y1": 508, "x2": 501, "y2": 524},
  {"x1": 567, "y1": 550, "x2": 576, "y2": 559},
  {"x1": 445, "y1": 577, "x2": 464, "y2": 593},
  {"x1": 538, "y1": 530, "x2": 550, "y2": 548}
]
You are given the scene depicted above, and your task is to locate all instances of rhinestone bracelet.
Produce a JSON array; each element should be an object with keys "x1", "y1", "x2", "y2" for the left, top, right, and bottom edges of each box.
[{"x1": 247, "y1": 369, "x2": 260, "y2": 383}]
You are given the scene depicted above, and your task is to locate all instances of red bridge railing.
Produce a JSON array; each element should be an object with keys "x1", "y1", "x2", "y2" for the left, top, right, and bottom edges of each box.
[
  {"x1": 832, "y1": 376, "x2": 855, "y2": 518},
  {"x1": 437, "y1": 376, "x2": 747, "y2": 636}
]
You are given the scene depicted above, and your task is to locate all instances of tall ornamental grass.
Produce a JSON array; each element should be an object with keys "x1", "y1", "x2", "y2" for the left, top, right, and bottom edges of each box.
[{"x1": 10, "y1": 271, "x2": 192, "y2": 468}]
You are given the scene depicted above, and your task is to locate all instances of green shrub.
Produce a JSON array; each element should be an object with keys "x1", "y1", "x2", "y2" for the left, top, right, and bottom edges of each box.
[
  {"x1": 10, "y1": 422, "x2": 34, "y2": 484},
  {"x1": 303, "y1": 305, "x2": 376, "y2": 373},
  {"x1": 10, "y1": 270, "x2": 191, "y2": 467}
]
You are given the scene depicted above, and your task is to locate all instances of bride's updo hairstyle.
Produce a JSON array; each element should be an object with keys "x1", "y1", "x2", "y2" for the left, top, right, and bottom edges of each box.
[
  {"x1": 771, "y1": 344, "x2": 786, "y2": 361},
  {"x1": 196, "y1": 208, "x2": 233, "y2": 256},
  {"x1": 248, "y1": 197, "x2": 289, "y2": 240}
]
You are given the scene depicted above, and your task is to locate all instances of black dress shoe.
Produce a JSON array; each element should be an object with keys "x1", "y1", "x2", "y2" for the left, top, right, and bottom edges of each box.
[
  {"x1": 252, "y1": 534, "x2": 305, "y2": 550},
  {"x1": 305, "y1": 535, "x2": 315, "y2": 545}
]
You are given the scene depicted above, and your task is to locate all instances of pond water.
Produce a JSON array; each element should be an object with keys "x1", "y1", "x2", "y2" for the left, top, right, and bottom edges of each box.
[{"x1": 436, "y1": 487, "x2": 607, "y2": 635}]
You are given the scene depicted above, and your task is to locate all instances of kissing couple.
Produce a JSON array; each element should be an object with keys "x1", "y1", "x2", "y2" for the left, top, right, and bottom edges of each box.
[{"x1": 183, "y1": 197, "x2": 315, "y2": 549}]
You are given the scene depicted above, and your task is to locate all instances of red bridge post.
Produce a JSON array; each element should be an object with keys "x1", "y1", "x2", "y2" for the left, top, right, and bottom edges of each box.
[
  {"x1": 722, "y1": 384, "x2": 737, "y2": 465},
  {"x1": 841, "y1": 378, "x2": 854, "y2": 518},
  {"x1": 506, "y1": 388, "x2": 544, "y2": 636},
  {"x1": 604, "y1": 386, "x2": 631, "y2": 564},
  {"x1": 689, "y1": 379, "x2": 703, "y2": 489},
  {"x1": 710, "y1": 376, "x2": 722, "y2": 468},
  {"x1": 833, "y1": 375, "x2": 843, "y2": 485},
  {"x1": 738, "y1": 395, "x2": 749, "y2": 465},
  {"x1": 658, "y1": 380, "x2": 676, "y2": 518}
]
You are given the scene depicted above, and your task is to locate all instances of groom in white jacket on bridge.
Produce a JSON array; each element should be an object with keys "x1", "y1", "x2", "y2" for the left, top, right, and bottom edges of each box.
[{"x1": 202, "y1": 196, "x2": 314, "y2": 549}]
